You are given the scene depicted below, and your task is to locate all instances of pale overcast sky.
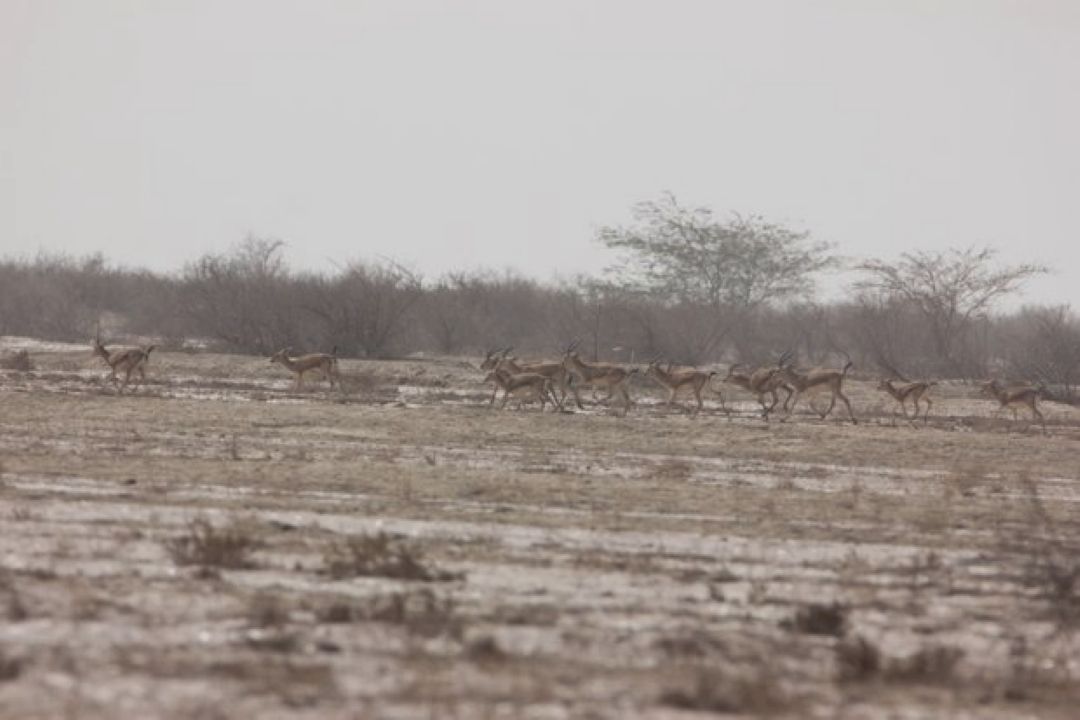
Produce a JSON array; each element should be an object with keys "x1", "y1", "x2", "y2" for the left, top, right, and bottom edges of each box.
[{"x1": 2, "y1": 1, "x2": 1077, "y2": 306}]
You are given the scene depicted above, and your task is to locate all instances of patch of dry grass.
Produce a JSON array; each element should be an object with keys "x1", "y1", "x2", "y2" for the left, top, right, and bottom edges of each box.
[
  {"x1": 0, "y1": 350, "x2": 32, "y2": 371},
  {"x1": 321, "y1": 532, "x2": 459, "y2": 582},
  {"x1": 783, "y1": 602, "x2": 848, "y2": 636},
  {"x1": 315, "y1": 589, "x2": 462, "y2": 638},
  {"x1": 0, "y1": 647, "x2": 22, "y2": 682},
  {"x1": 659, "y1": 664, "x2": 790, "y2": 715},
  {"x1": 164, "y1": 517, "x2": 263, "y2": 569}
]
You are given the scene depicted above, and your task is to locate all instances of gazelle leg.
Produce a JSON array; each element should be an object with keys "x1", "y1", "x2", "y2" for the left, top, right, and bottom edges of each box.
[
  {"x1": 818, "y1": 394, "x2": 837, "y2": 419},
  {"x1": 838, "y1": 391, "x2": 856, "y2": 424},
  {"x1": 782, "y1": 391, "x2": 801, "y2": 421}
]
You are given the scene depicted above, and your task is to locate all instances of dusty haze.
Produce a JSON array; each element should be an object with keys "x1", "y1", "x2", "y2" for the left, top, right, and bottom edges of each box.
[{"x1": 2, "y1": 1, "x2": 1078, "y2": 305}]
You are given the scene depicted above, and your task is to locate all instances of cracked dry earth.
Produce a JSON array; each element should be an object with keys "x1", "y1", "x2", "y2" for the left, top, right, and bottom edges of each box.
[{"x1": 1, "y1": 341, "x2": 1080, "y2": 718}]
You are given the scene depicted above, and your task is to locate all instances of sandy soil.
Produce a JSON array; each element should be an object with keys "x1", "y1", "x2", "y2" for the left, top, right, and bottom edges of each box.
[{"x1": 1, "y1": 338, "x2": 1079, "y2": 718}]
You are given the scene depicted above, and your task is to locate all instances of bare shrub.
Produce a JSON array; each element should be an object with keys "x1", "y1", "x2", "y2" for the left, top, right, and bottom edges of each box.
[
  {"x1": 1000, "y1": 477, "x2": 1080, "y2": 627},
  {"x1": 886, "y1": 645, "x2": 964, "y2": 684},
  {"x1": 837, "y1": 637, "x2": 964, "y2": 685},
  {"x1": 247, "y1": 592, "x2": 291, "y2": 628},
  {"x1": 1, "y1": 571, "x2": 28, "y2": 622},
  {"x1": 836, "y1": 635, "x2": 881, "y2": 682},
  {"x1": 651, "y1": 458, "x2": 693, "y2": 482},
  {"x1": 315, "y1": 589, "x2": 461, "y2": 638},
  {"x1": 464, "y1": 634, "x2": 506, "y2": 663},
  {"x1": 783, "y1": 602, "x2": 848, "y2": 636},
  {"x1": 0, "y1": 350, "x2": 32, "y2": 371},
  {"x1": 0, "y1": 647, "x2": 21, "y2": 682},
  {"x1": 659, "y1": 665, "x2": 789, "y2": 714},
  {"x1": 164, "y1": 517, "x2": 263, "y2": 569},
  {"x1": 321, "y1": 532, "x2": 459, "y2": 582}
]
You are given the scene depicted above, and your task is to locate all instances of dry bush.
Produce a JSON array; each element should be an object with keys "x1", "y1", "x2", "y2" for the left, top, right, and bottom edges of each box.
[
  {"x1": 0, "y1": 647, "x2": 21, "y2": 682},
  {"x1": 0, "y1": 350, "x2": 32, "y2": 371},
  {"x1": 836, "y1": 637, "x2": 963, "y2": 685},
  {"x1": 783, "y1": 602, "x2": 848, "y2": 637},
  {"x1": 245, "y1": 630, "x2": 301, "y2": 654},
  {"x1": 654, "y1": 631, "x2": 727, "y2": 659},
  {"x1": 659, "y1": 665, "x2": 789, "y2": 715},
  {"x1": 464, "y1": 635, "x2": 506, "y2": 663},
  {"x1": 651, "y1": 458, "x2": 693, "y2": 482},
  {"x1": 315, "y1": 589, "x2": 462, "y2": 638},
  {"x1": 886, "y1": 645, "x2": 965, "y2": 684},
  {"x1": 946, "y1": 463, "x2": 988, "y2": 498},
  {"x1": 9, "y1": 507, "x2": 36, "y2": 522},
  {"x1": 1001, "y1": 477, "x2": 1080, "y2": 627},
  {"x1": 836, "y1": 635, "x2": 881, "y2": 682},
  {"x1": 342, "y1": 369, "x2": 380, "y2": 394},
  {"x1": 1, "y1": 571, "x2": 28, "y2": 622},
  {"x1": 164, "y1": 517, "x2": 263, "y2": 569},
  {"x1": 247, "y1": 592, "x2": 291, "y2": 628},
  {"x1": 321, "y1": 532, "x2": 459, "y2": 582}
]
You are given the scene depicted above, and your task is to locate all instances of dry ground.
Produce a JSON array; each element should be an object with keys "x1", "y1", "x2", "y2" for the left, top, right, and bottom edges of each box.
[{"x1": 1, "y1": 337, "x2": 1079, "y2": 719}]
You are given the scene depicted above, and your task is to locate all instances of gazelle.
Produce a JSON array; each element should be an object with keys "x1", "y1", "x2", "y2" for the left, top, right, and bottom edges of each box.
[
  {"x1": 493, "y1": 349, "x2": 578, "y2": 410},
  {"x1": 722, "y1": 362, "x2": 793, "y2": 419},
  {"x1": 483, "y1": 368, "x2": 556, "y2": 411},
  {"x1": 646, "y1": 360, "x2": 715, "y2": 415},
  {"x1": 479, "y1": 348, "x2": 509, "y2": 372},
  {"x1": 92, "y1": 337, "x2": 155, "y2": 393},
  {"x1": 269, "y1": 347, "x2": 342, "y2": 392},
  {"x1": 561, "y1": 341, "x2": 637, "y2": 416},
  {"x1": 778, "y1": 357, "x2": 857, "y2": 424},
  {"x1": 980, "y1": 380, "x2": 1046, "y2": 433},
  {"x1": 876, "y1": 379, "x2": 935, "y2": 425}
]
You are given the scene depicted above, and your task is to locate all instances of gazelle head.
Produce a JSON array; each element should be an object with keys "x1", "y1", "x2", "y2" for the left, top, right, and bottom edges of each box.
[
  {"x1": 269, "y1": 347, "x2": 293, "y2": 365},
  {"x1": 480, "y1": 346, "x2": 512, "y2": 370},
  {"x1": 561, "y1": 339, "x2": 582, "y2": 363}
]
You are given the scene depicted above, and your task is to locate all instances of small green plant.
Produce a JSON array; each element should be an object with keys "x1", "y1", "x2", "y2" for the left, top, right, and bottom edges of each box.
[{"x1": 164, "y1": 517, "x2": 263, "y2": 569}]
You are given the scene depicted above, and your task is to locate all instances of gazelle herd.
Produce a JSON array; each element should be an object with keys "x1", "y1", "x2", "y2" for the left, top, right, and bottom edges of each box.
[
  {"x1": 477, "y1": 344, "x2": 1053, "y2": 433},
  {"x1": 76, "y1": 336, "x2": 1053, "y2": 432}
]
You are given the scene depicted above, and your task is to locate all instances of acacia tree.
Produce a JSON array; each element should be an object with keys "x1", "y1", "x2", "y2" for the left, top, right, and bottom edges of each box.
[
  {"x1": 854, "y1": 247, "x2": 1046, "y2": 376},
  {"x1": 597, "y1": 194, "x2": 835, "y2": 361},
  {"x1": 1000, "y1": 305, "x2": 1080, "y2": 402}
]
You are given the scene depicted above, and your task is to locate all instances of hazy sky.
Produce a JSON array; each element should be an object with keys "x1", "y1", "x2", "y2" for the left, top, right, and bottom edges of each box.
[{"x1": 3, "y1": 1, "x2": 1078, "y2": 306}]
